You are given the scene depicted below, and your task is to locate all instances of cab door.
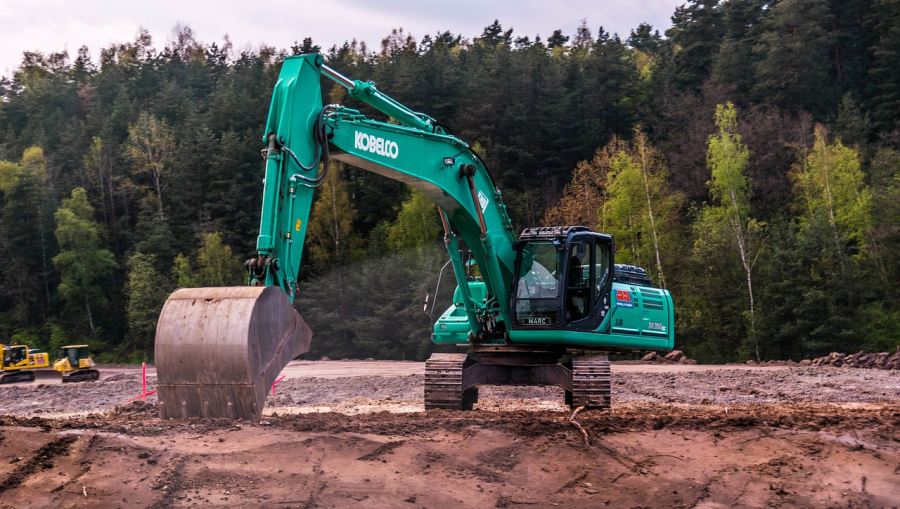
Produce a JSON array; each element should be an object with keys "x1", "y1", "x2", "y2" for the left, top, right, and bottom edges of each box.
[{"x1": 565, "y1": 234, "x2": 613, "y2": 332}]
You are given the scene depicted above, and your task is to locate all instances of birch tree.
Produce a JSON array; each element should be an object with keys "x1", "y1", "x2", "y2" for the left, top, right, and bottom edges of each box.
[
  {"x1": 791, "y1": 125, "x2": 872, "y2": 268},
  {"x1": 699, "y1": 103, "x2": 764, "y2": 360},
  {"x1": 127, "y1": 112, "x2": 175, "y2": 218},
  {"x1": 602, "y1": 130, "x2": 682, "y2": 288}
]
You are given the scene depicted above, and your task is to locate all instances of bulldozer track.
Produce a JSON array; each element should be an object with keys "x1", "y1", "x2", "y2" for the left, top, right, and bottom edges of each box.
[
  {"x1": 63, "y1": 369, "x2": 100, "y2": 383},
  {"x1": 570, "y1": 355, "x2": 611, "y2": 409}
]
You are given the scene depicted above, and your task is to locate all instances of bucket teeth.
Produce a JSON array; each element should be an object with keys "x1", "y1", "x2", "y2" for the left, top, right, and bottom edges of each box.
[{"x1": 154, "y1": 286, "x2": 312, "y2": 420}]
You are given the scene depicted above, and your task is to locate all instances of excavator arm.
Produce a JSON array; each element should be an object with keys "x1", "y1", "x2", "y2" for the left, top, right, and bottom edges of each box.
[{"x1": 250, "y1": 54, "x2": 520, "y2": 338}]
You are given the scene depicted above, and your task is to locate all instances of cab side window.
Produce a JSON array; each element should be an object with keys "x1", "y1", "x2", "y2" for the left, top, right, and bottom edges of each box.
[
  {"x1": 566, "y1": 241, "x2": 590, "y2": 321},
  {"x1": 592, "y1": 244, "x2": 610, "y2": 308}
]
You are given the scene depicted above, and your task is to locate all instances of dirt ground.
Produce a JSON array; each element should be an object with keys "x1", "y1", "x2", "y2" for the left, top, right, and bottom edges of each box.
[{"x1": 1, "y1": 361, "x2": 899, "y2": 507}]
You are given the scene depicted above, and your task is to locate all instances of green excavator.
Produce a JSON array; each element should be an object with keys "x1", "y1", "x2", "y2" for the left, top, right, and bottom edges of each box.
[{"x1": 154, "y1": 53, "x2": 674, "y2": 420}]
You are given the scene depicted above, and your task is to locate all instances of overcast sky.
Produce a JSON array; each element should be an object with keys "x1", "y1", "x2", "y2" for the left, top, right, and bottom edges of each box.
[{"x1": 0, "y1": 0, "x2": 685, "y2": 79}]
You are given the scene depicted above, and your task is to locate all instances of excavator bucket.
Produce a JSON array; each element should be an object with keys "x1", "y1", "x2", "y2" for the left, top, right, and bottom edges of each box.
[{"x1": 154, "y1": 286, "x2": 312, "y2": 420}]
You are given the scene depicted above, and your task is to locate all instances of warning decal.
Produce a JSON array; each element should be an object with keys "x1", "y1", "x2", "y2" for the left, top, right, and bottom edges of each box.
[{"x1": 615, "y1": 289, "x2": 633, "y2": 308}]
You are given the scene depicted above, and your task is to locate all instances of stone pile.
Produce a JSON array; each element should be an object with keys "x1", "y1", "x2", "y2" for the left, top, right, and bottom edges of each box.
[
  {"x1": 801, "y1": 351, "x2": 900, "y2": 370},
  {"x1": 641, "y1": 350, "x2": 697, "y2": 365}
]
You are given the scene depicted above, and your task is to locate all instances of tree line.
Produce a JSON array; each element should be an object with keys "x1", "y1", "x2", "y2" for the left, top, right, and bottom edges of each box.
[{"x1": 1, "y1": 0, "x2": 898, "y2": 363}]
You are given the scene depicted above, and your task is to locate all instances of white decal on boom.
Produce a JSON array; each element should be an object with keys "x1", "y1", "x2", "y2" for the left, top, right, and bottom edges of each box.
[
  {"x1": 354, "y1": 131, "x2": 399, "y2": 159},
  {"x1": 477, "y1": 190, "x2": 489, "y2": 212}
]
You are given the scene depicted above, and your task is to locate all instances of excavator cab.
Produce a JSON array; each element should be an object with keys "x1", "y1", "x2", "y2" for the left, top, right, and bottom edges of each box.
[
  {"x1": 3, "y1": 345, "x2": 27, "y2": 367},
  {"x1": 511, "y1": 226, "x2": 613, "y2": 333}
]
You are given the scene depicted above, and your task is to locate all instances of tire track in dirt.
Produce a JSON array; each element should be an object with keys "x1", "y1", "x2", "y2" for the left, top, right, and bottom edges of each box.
[{"x1": 0, "y1": 435, "x2": 77, "y2": 494}]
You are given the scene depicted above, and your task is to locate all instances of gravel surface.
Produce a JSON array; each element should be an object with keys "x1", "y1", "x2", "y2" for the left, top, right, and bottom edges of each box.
[{"x1": 2, "y1": 364, "x2": 898, "y2": 417}]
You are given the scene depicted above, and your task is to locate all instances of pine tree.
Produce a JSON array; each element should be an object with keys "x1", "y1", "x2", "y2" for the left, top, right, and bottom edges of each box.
[
  {"x1": 752, "y1": 0, "x2": 836, "y2": 117},
  {"x1": 666, "y1": 0, "x2": 724, "y2": 92}
]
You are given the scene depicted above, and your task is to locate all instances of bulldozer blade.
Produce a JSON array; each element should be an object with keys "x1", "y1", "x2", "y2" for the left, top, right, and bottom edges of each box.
[
  {"x1": 154, "y1": 286, "x2": 312, "y2": 420},
  {"x1": 34, "y1": 370, "x2": 63, "y2": 384}
]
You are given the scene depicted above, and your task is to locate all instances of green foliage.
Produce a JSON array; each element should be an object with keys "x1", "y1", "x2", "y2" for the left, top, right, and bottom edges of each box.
[
  {"x1": 172, "y1": 253, "x2": 198, "y2": 288},
  {"x1": 46, "y1": 320, "x2": 71, "y2": 355},
  {"x1": 707, "y1": 103, "x2": 751, "y2": 216},
  {"x1": 386, "y1": 188, "x2": 440, "y2": 251},
  {"x1": 752, "y1": 0, "x2": 836, "y2": 116},
  {"x1": 791, "y1": 126, "x2": 872, "y2": 259},
  {"x1": 196, "y1": 232, "x2": 243, "y2": 286},
  {"x1": 53, "y1": 188, "x2": 118, "y2": 336},
  {"x1": 125, "y1": 252, "x2": 170, "y2": 356},
  {"x1": 602, "y1": 131, "x2": 683, "y2": 287},
  {"x1": 689, "y1": 103, "x2": 765, "y2": 361},
  {"x1": 10, "y1": 329, "x2": 42, "y2": 350},
  {"x1": 307, "y1": 163, "x2": 363, "y2": 268},
  {"x1": 0, "y1": 148, "x2": 55, "y2": 340},
  {"x1": 169, "y1": 233, "x2": 242, "y2": 288},
  {"x1": 870, "y1": 0, "x2": 900, "y2": 130},
  {"x1": 126, "y1": 112, "x2": 176, "y2": 217}
]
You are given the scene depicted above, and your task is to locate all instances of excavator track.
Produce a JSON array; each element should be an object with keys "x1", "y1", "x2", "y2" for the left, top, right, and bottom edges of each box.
[
  {"x1": 569, "y1": 355, "x2": 611, "y2": 409},
  {"x1": 0, "y1": 372, "x2": 33, "y2": 384},
  {"x1": 425, "y1": 352, "x2": 612, "y2": 411},
  {"x1": 424, "y1": 353, "x2": 477, "y2": 410}
]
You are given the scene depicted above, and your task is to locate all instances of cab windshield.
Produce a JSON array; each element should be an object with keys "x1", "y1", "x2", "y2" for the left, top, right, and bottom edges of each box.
[{"x1": 515, "y1": 241, "x2": 562, "y2": 325}]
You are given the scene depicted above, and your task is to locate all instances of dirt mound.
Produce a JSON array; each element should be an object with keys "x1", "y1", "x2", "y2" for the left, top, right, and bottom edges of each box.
[
  {"x1": 802, "y1": 351, "x2": 900, "y2": 370},
  {"x1": 2, "y1": 362, "x2": 900, "y2": 508},
  {"x1": 640, "y1": 350, "x2": 697, "y2": 365},
  {"x1": 4, "y1": 403, "x2": 900, "y2": 508},
  {"x1": 743, "y1": 359, "x2": 799, "y2": 366}
]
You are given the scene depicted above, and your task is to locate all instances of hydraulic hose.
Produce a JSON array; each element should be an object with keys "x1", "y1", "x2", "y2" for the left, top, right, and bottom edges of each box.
[{"x1": 283, "y1": 104, "x2": 339, "y2": 188}]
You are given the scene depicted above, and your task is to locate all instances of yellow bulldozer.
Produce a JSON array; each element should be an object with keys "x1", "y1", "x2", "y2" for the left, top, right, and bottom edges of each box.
[{"x1": 53, "y1": 345, "x2": 100, "y2": 382}]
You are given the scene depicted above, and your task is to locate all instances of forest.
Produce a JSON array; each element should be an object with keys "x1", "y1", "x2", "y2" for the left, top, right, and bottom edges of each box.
[{"x1": 1, "y1": 0, "x2": 899, "y2": 364}]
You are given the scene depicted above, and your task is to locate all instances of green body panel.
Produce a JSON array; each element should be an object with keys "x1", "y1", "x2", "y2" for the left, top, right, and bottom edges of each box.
[
  {"x1": 257, "y1": 54, "x2": 674, "y2": 352},
  {"x1": 432, "y1": 281, "x2": 675, "y2": 351}
]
